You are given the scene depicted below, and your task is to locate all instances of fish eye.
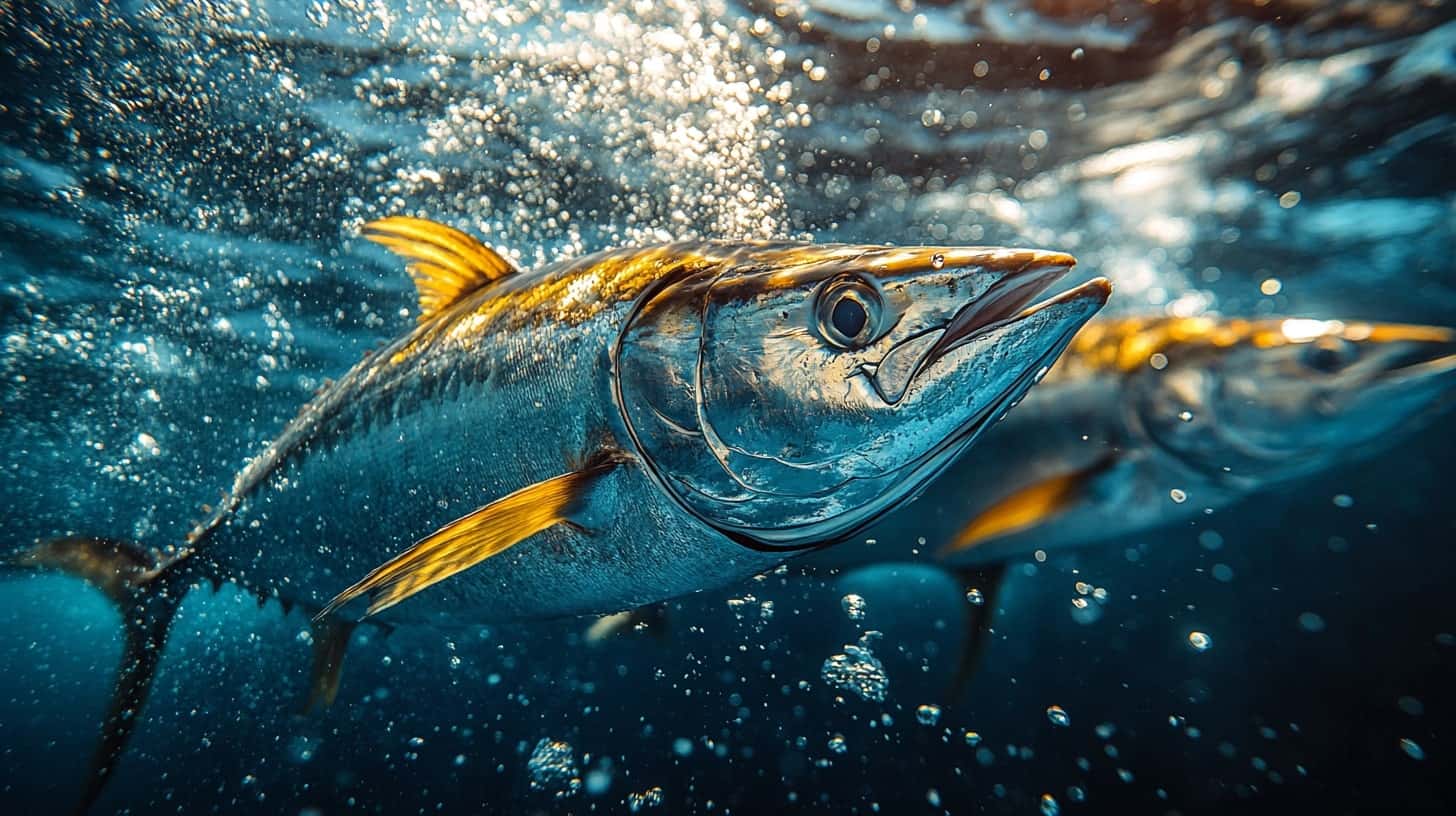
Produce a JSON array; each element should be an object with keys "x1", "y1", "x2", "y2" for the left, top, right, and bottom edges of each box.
[
  {"x1": 815, "y1": 276, "x2": 882, "y2": 350},
  {"x1": 1301, "y1": 337, "x2": 1356, "y2": 373}
]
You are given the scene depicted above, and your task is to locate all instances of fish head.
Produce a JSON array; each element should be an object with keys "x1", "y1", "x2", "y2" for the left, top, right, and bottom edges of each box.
[
  {"x1": 1131, "y1": 318, "x2": 1456, "y2": 481},
  {"x1": 615, "y1": 243, "x2": 1110, "y2": 549}
]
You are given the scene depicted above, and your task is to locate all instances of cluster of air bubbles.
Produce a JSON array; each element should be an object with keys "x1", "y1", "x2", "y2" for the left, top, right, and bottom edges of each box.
[
  {"x1": 821, "y1": 631, "x2": 889, "y2": 703},
  {"x1": 287, "y1": 735, "x2": 319, "y2": 764},
  {"x1": 1070, "y1": 581, "x2": 1110, "y2": 624},
  {"x1": 627, "y1": 786, "x2": 665, "y2": 811},
  {"x1": 841, "y1": 593, "x2": 867, "y2": 620},
  {"x1": 527, "y1": 738, "x2": 582, "y2": 799},
  {"x1": 343, "y1": 0, "x2": 805, "y2": 254},
  {"x1": 726, "y1": 593, "x2": 775, "y2": 630},
  {"x1": 827, "y1": 733, "x2": 849, "y2": 754}
]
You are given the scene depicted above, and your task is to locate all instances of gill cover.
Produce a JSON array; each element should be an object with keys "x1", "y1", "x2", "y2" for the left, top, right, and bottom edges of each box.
[{"x1": 612, "y1": 253, "x2": 891, "y2": 546}]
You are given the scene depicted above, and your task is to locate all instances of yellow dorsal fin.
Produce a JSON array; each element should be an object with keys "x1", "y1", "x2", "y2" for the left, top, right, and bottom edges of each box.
[
  {"x1": 362, "y1": 216, "x2": 520, "y2": 320},
  {"x1": 316, "y1": 451, "x2": 628, "y2": 620},
  {"x1": 939, "y1": 454, "x2": 1119, "y2": 556}
]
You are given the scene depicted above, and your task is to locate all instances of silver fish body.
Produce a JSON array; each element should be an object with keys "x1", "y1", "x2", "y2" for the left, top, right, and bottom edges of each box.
[
  {"x1": 180, "y1": 238, "x2": 1110, "y2": 623},
  {"x1": 204, "y1": 288, "x2": 775, "y2": 623},
  {"x1": 7, "y1": 231, "x2": 1112, "y2": 812}
]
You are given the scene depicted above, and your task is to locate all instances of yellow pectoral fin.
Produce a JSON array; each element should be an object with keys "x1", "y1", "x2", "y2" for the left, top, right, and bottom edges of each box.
[
  {"x1": 940, "y1": 454, "x2": 1119, "y2": 556},
  {"x1": 362, "y1": 216, "x2": 520, "y2": 320},
  {"x1": 317, "y1": 452, "x2": 627, "y2": 620}
]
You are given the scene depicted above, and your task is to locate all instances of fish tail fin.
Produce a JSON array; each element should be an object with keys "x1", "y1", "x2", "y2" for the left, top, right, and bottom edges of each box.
[{"x1": 6, "y1": 536, "x2": 189, "y2": 815}]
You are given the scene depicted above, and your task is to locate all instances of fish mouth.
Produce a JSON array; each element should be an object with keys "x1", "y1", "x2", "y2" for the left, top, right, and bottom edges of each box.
[
  {"x1": 864, "y1": 251, "x2": 1096, "y2": 404},
  {"x1": 1359, "y1": 342, "x2": 1456, "y2": 408},
  {"x1": 904, "y1": 276, "x2": 1113, "y2": 470},
  {"x1": 923, "y1": 251, "x2": 1079, "y2": 367}
]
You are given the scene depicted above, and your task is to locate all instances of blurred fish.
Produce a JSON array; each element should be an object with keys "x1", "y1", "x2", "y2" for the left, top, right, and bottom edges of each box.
[
  {"x1": 5, "y1": 216, "x2": 1108, "y2": 812},
  {"x1": 929, "y1": 315, "x2": 1456, "y2": 562},
  {"x1": 813, "y1": 314, "x2": 1455, "y2": 695}
]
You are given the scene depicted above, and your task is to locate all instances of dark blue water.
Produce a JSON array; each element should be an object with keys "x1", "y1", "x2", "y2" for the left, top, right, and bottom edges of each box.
[{"x1": 3, "y1": 2, "x2": 1454, "y2": 813}]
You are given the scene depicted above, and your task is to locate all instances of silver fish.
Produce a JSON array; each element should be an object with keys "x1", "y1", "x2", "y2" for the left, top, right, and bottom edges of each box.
[
  {"x1": 905, "y1": 315, "x2": 1456, "y2": 563},
  {"x1": 810, "y1": 314, "x2": 1454, "y2": 695},
  {"x1": 8, "y1": 216, "x2": 1109, "y2": 811}
]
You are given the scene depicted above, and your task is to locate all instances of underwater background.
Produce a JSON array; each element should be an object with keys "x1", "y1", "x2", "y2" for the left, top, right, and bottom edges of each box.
[{"x1": 1, "y1": 1, "x2": 1454, "y2": 813}]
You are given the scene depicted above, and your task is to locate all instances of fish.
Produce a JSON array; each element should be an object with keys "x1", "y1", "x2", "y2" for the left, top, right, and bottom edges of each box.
[
  {"x1": 900, "y1": 315, "x2": 1456, "y2": 563},
  {"x1": 814, "y1": 314, "x2": 1455, "y2": 692},
  {"x1": 5, "y1": 216, "x2": 1111, "y2": 812}
]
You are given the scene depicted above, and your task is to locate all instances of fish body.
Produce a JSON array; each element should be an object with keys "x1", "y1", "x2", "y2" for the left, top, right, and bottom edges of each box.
[
  {"x1": 9, "y1": 221, "x2": 1113, "y2": 811},
  {"x1": 200, "y1": 242, "x2": 787, "y2": 623},
  {"x1": 191, "y1": 233, "x2": 1112, "y2": 622}
]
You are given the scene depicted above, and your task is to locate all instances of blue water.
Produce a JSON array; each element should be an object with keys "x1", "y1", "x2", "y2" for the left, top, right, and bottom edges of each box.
[{"x1": 3, "y1": 2, "x2": 1454, "y2": 813}]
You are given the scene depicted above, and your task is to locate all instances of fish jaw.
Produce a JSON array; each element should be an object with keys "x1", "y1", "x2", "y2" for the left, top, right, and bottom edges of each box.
[{"x1": 846, "y1": 277, "x2": 1116, "y2": 533}]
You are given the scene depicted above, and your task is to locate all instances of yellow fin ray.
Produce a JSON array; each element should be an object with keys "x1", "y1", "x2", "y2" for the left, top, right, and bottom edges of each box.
[
  {"x1": 363, "y1": 216, "x2": 519, "y2": 320},
  {"x1": 317, "y1": 452, "x2": 626, "y2": 620}
]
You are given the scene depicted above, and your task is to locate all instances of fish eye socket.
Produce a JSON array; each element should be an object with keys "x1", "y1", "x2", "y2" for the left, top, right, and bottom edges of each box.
[
  {"x1": 1301, "y1": 338, "x2": 1356, "y2": 373},
  {"x1": 815, "y1": 276, "x2": 882, "y2": 350}
]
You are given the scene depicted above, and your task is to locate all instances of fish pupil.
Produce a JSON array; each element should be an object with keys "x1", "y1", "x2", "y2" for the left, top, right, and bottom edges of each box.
[
  {"x1": 831, "y1": 297, "x2": 868, "y2": 340},
  {"x1": 1303, "y1": 339, "x2": 1352, "y2": 373}
]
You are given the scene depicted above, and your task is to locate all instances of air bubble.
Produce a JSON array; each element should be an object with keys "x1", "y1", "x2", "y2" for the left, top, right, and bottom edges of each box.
[
  {"x1": 1298, "y1": 612, "x2": 1326, "y2": 633},
  {"x1": 916, "y1": 705, "x2": 941, "y2": 726},
  {"x1": 841, "y1": 594, "x2": 866, "y2": 620},
  {"x1": 1188, "y1": 631, "x2": 1212, "y2": 652},
  {"x1": 965, "y1": 588, "x2": 985, "y2": 606},
  {"x1": 1400, "y1": 738, "x2": 1425, "y2": 760},
  {"x1": 1047, "y1": 705, "x2": 1070, "y2": 727}
]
